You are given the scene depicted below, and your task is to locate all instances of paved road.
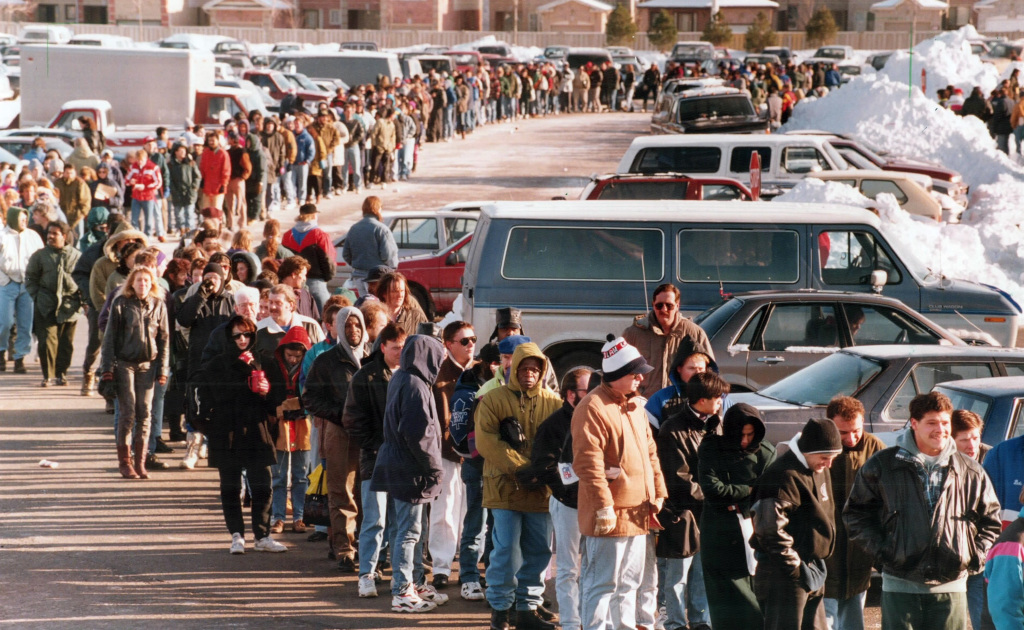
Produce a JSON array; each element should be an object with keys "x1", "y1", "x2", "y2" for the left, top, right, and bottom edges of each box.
[{"x1": 0, "y1": 111, "x2": 883, "y2": 628}]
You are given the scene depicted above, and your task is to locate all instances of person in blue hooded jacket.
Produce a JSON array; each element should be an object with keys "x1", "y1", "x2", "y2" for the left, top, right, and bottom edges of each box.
[{"x1": 371, "y1": 334, "x2": 450, "y2": 614}]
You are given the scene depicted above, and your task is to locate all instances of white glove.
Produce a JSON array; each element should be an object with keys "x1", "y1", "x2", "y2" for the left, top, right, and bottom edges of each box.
[{"x1": 594, "y1": 506, "x2": 616, "y2": 536}]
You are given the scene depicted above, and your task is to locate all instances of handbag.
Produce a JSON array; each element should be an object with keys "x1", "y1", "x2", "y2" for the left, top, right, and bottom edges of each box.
[{"x1": 302, "y1": 463, "x2": 331, "y2": 527}]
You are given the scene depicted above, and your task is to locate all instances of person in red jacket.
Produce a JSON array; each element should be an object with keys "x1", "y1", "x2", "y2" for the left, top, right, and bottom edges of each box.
[
  {"x1": 282, "y1": 204, "x2": 335, "y2": 314},
  {"x1": 199, "y1": 131, "x2": 231, "y2": 213},
  {"x1": 126, "y1": 148, "x2": 165, "y2": 241}
]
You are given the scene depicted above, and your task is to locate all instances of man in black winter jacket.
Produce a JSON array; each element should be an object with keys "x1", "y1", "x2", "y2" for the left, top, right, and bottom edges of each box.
[
  {"x1": 751, "y1": 418, "x2": 842, "y2": 630},
  {"x1": 342, "y1": 322, "x2": 407, "y2": 598},
  {"x1": 175, "y1": 261, "x2": 234, "y2": 380}
]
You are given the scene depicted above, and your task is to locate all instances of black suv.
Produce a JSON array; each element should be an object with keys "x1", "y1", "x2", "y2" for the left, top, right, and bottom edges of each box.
[{"x1": 650, "y1": 87, "x2": 767, "y2": 135}]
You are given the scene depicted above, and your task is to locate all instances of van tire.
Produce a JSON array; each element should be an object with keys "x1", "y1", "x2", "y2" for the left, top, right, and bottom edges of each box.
[
  {"x1": 553, "y1": 350, "x2": 602, "y2": 380},
  {"x1": 409, "y1": 284, "x2": 436, "y2": 321}
]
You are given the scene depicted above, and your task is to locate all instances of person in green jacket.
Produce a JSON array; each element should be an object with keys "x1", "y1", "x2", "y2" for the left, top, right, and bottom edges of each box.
[{"x1": 25, "y1": 220, "x2": 82, "y2": 387}]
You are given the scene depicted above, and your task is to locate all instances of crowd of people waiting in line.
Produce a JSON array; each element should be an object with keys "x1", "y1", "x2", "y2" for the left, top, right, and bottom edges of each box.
[{"x1": 937, "y1": 69, "x2": 1024, "y2": 157}]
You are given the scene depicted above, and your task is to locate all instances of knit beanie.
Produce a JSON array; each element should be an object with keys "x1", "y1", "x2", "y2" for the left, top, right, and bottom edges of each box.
[
  {"x1": 203, "y1": 262, "x2": 227, "y2": 280},
  {"x1": 797, "y1": 418, "x2": 843, "y2": 455},
  {"x1": 601, "y1": 334, "x2": 653, "y2": 383}
]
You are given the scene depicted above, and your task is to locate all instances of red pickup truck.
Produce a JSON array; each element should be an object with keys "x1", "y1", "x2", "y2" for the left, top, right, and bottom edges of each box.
[
  {"x1": 580, "y1": 174, "x2": 753, "y2": 201},
  {"x1": 242, "y1": 69, "x2": 329, "y2": 103}
]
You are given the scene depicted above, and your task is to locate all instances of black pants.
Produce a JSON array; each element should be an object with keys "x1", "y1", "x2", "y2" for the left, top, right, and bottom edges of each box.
[
  {"x1": 371, "y1": 149, "x2": 393, "y2": 184},
  {"x1": 754, "y1": 561, "x2": 826, "y2": 630},
  {"x1": 218, "y1": 457, "x2": 273, "y2": 540},
  {"x1": 245, "y1": 179, "x2": 263, "y2": 221},
  {"x1": 34, "y1": 316, "x2": 76, "y2": 380},
  {"x1": 83, "y1": 306, "x2": 102, "y2": 374}
]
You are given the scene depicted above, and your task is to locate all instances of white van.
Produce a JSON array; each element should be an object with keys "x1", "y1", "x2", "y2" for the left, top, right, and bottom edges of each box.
[
  {"x1": 271, "y1": 51, "x2": 403, "y2": 86},
  {"x1": 616, "y1": 134, "x2": 850, "y2": 197},
  {"x1": 18, "y1": 25, "x2": 72, "y2": 45}
]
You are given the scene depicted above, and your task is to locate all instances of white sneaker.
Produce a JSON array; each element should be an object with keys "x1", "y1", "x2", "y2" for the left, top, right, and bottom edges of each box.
[
  {"x1": 230, "y1": 533, "x2": 245, "y2": 555},
  {"x1": 391, "y1": 587, "x2": 437, "y2": 613},
  {"x1": 460, "y1": 581, "x2": 485, "y2": 601},
  {"x1": 654, "y1": 605, "x2": 667, "y2": 630},
  {"x1": 358, "y1": 574, "x2": 378, "y2": 598},
  {"x1": 253, "y1": 537, "x2": 287, "y2": 553},
  {"x1": 416, "y1": 584, "x2": 449, "y2": 606},
  {"x1": 179, "y1": 432, "x2": 199, "y2": 469}
]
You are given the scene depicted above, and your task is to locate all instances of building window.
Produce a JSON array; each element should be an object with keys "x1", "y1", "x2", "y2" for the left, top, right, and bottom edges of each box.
[
  {"x1": 82, "y1": 5, "x2": 108, "y2": 23},
  {"x1": 64, "y1": 4, "x2": 76, "y2": 21},
  {"x1": 302, "y1": 9, "x2": 320, "y2": 28},
  {"x1": 36, "y1": 4, "x2": 58, "y2": 22}
]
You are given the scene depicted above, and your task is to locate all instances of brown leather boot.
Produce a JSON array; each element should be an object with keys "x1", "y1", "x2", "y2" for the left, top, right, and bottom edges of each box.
[
  {"x1": 118, "y1": 444, "x2": 138, "y2": 479},
  {"x1": 133, "y1": 441, "x2": 149, "y2": 479}
]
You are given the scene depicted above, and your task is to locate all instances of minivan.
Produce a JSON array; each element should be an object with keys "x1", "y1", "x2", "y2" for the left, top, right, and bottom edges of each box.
[
  {"x1": 617, "y1": 134, "x2": 850, "y2": 196},
  {"x1": 459, "y1": 201, "x2": 1021, "y2": 375},
  {"x1": 271, "y1": 51, "x2": 402, "y2": 87},
  {"x1": 566, "y1": 47, "x2": 613, "y2": 70}
]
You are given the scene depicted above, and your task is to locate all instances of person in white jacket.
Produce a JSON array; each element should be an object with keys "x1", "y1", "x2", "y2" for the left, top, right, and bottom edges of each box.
[{"x1": 0, "y1": 206, "x2": 44, "y2": 372}]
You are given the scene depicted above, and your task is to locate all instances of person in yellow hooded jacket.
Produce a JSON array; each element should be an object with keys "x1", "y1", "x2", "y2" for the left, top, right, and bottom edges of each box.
[{"x1": 475, "y1": 342, "x2": 563, "y2": 630}]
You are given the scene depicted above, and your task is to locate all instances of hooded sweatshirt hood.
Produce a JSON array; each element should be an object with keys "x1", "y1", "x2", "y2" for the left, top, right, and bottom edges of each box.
[
  {"x1": 508, "y1": 342, "x2": 548, "y2": 396},
  {"x1": 102, "y1": 226, "x2": 148, "y2": 262},
  {"x1": 400, "y1": 334, "x2": 446, "y2": 386},
  {"x1": 6, "y1": 206, "x2": 27, "y2": 231},
  {"x1": 335, "y1": 305, "x2": 367, "y2": 368},
  {"x1": 722, "y1": 402, "x2": 767, "y2": 453},
  {"x1": 230, "y1": 250, "x2": 262, "y2": 283},
  {"x1": 275, "y1": 325, "x2": 312, "y2": 367},
  {"x1": 896, "y1": 423, "x2": 957, "y2": 466}
]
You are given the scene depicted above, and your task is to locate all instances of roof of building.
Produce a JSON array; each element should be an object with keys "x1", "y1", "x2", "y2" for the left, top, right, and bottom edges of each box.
[
  {"x1": 870, "y1": 0, "x2": 947, "y2": 10},
  {"x1": 537, "y1": 0, "x2": 614, "y2": 11},
  {"x1": 638, "y1": 0, "x2": 778, "y2": 8}
]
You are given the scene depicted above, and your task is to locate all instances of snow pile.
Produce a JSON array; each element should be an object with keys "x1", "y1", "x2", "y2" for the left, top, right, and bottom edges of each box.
[
  {"x1": 878, "y1": 26, "x2": 1000, "y2": 97},
  {"x1": 782, "y1": 73, "x2": 1024, "y2": 188}
]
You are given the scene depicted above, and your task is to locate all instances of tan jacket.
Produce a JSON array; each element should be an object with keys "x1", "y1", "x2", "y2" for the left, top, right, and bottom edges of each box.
[
  {"x1": 572, "y1": 384, "x2": 668, "y2": 537},
  {"x1": 1011, "y1": 97, "x2": 1024, "y2": 128},
  {"x1": 622, "y1": 311, "x2": 714, "y2": 399}
]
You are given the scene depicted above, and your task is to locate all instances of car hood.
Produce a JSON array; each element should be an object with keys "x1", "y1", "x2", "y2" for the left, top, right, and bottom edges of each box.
[
  {"x1": 730, "y1": 392, "x2": 820, "y2": 446},
  {"x1": 731, "y1": 391, "x2": 808, "y2": 411}
]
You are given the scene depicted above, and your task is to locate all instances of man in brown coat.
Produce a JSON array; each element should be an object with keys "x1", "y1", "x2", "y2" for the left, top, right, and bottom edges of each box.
[
  {"x1": 623, "y1": 283, "x2": 714, "y2": 399},
  {"x1": 572, "y1": 335, "x2": 668, "y2": 630},
  {"x1": 823, "y1": 396, "x2": 884, "y2": 630},
  {"x1": 53, "y1": 163, "x2": 92, "y2": 231}
]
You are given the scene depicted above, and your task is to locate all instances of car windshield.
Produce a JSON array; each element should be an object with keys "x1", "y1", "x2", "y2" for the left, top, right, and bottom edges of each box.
[
  {"x1": 673, "y1": 44, "x2": 712, "y2": 58},
  {"x1": 988, "y1": 44, "x2": 1018, "y2": 58},
  {"x1": 287, "y1": 73, "x2": 318, "y2": 90},
  {"x1": 760, "y1": 352, "x2": 884, "y2": 405},
  {"x1": 816, "y1": 47, "x2": 846, "y2": 59},
  {"x1": 877, "y1": 226, "x2": 936, "y2": 282},
  {"x1": 838, "y1": 149, "x2": 881, "y2": 170},
  {"x1": 677, "y1": 96, "x2": 754, "y2": 122},
  {"x1": 694, "y1": 298, "x2": 745, "y2": 338}
]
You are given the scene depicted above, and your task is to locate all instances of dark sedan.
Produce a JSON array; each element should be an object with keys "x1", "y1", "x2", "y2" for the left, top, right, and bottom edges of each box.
[{"x1": 731, "y1": 345, "x2": 1024, "y2": 445}]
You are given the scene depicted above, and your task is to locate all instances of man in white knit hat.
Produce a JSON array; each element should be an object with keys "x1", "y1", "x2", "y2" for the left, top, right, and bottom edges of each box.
[{"x1": 572, "y1": 335, "x2": 668, "y2": 630}]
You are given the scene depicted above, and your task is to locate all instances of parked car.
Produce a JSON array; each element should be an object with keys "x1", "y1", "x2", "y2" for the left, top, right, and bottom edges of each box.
[
  {"x1": 215, "y1": 53, "x2": 253, "y2": 73},
  {"x1": 565, "y1": 47, "x2": 613, "y2": 70},
  {"x1": 810, "y1": 45, "x2": 855, "y2": 61},
  {"x1": 983, "y1": 41, "x2": 1024, "y2": 71},
  {"x1": 580, "y1": 173, "x2": 752, "y2": 201},
  {"x1": 761, "y1": 46, "x2": 793, "y2": 64},
  {"x1": 808, "y1": 170, "x2": 943, "y2": 221},
  {"x1": 694, "y1": 290, "x2": 969, "y2": 392},
  {"x1": 932, "y1": 376, "x2": 1024, "y2": 445},
  {"x1": 731, "y1": 345, "x2": 1024, "y2": 444},
  {"x1": 283, "y1": 72, "x2": 332, "y2": 97},
  {"x1": 340, "y1": 41, "x2": 379, "y2": 51},
  {"x1": 0, "y1": 136, "x2": 73, "y2": 160},
  {"x1": 215, "y1": 78, "x2": 278, "y2": 110},
  {"x1": 744, "y1": 54, "x2": 782, "y2": 68},
  {"x1": 243, "y1": 68, "x2": 329, "y2": 103},
  {"x1": 398, "y1": 232, "x2": 474, "y2": 318},
  {"x1": 477, "y1": 43, "x2": 513, "y2": 58},
  {"x1": 68, "y1": 34, "x2": 134, "y2": 48},
  {"x1": 445, "y1": 49, "x2": 486, "y2": 73},
  {"x1": 653, "y1": 77, "x2": 724, "y2": 111},
  {"x1": 543, "y1": 45, "x2": 569, "y2": 60},
  {"x1": 650, "y1": 87, "x2": 767, "y2": 135},
  {"x1": 669, "y1": 41, "x2": 716, "y2": 64}
]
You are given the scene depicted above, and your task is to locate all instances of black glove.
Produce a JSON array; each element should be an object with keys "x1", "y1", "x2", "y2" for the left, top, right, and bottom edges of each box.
[
  {"x1": 199, "y1": 279, "x2": 216, "y2": 298},
  {"x1": 499, "y1": 416, "x2": 526, "y2": 451}
]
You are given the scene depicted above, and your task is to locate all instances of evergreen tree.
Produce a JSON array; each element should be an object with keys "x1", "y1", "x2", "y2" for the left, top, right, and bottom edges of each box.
[
  {"x1": 648, "y1": 9, "x2": 678, "y2": 51},
  {"x1": 701, "y1": 11, "x2": 733, "y2": 46},
  {"x1": 805, "y1": 7, "x2": 838, "y2": 47},
  {"x1": 744, "y1": 11, "x2": 779, "y2": 51},
  {"x1": 606, "y1": 4, "x2": 638, "y2": 46}
]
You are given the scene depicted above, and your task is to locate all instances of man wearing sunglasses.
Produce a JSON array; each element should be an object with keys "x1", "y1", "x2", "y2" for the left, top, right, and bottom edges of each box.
[
  {"x1": 430, "y1": 321, "x2": 478, "y2": 592},
  {"x1": 622, "y1": 283, "x2": 715, "y2": 400}
]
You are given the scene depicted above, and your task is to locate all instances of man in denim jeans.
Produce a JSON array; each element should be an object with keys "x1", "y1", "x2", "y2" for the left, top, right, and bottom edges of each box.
[{"x1": 343, "y1": 103, "x2": 365, "y2": 193}]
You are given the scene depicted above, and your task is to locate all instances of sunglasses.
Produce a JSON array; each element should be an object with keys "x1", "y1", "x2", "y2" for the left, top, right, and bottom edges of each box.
[
  {"x1": 653, "y1": 302, "x2": 676, "y2": 311},
  {"x1": 455, "y1": 336, "x2": 478, "y2": 346},
  {"x1": 231, "y1": 332, "x2": 255, "y2": 340}
]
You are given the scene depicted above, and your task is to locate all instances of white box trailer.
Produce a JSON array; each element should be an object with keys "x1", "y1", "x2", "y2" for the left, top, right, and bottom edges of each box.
[{"x1": 20, "y1": 45, "x2": 217, "y2": 128}]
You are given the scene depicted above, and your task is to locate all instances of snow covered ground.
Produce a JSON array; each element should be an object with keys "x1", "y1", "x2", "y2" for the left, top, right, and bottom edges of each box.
[{"x1": 779, "y1": 26, "x2": 1024, "y2": 309}]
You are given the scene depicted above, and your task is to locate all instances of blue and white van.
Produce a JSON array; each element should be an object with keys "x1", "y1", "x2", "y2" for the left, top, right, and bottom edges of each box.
[{"x1": 460, "y1": 201, "x2": 1021, "y2": 374}]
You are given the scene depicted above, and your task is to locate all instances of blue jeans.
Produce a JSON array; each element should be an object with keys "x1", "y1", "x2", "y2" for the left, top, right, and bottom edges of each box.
[
  {"x1": 443, "y1": 105, "x2": 454, "y2": 139},
  {"x1": 306, "y1": 279, "x2": 328, "y2": 315},
  {"x1": 966, "y1": 572, "x2": 984, "y2": 630},
  {"x1": 344, "y1": 146, "x2": 362, "y2": 191},
  {"x1": 398, "y1": 141, "x2": 414, "y2": 180},
  {"x1": 664, "y1": 556, "x2": 694, "y2": 629},
  {"x1": 550, "y1": 496, "x2": 582, "y2": 630},
  {"x1": 279, "y1": 164, "x2": 295, "y2": 205},
  {"x1": 266, "y1": 179, "x2": 281, "y2": 213},
  {"x1": 0, "y1": 280, "x2": 33, "y2": 359},
  {"x1": 170, "y1": 202, "x2": 195, "y2": 232},
  {"x1": 291, "y1": 163, "x2": 309, "y2": 204},
  {"x1": 824, "y1": 591, "x2": 867, "y2": 630},
  {"x1": 391, "y1": 499, "x2": 426, "y2": 595},
  {"x1": 132, "y1": 198, "x2": 164, "y2": 237},
  {"x1": 359, "y1": 479, "x2": 389, "y2": 576},
  {"x1": 323, "y1": 154, "x2": 333, "y2": 193},
  {"x1": 147, "y1": 377, "x2": 167, "y2": 455},
  {"x1": 271, "y1": 448, "x2": 311, "y2": 523},
  {"x1": 485, "y1": 508, "x2": 552, "y2": 612},
  {"x1": 459, "y1": 461, "x2": 487, "y2": 584}
]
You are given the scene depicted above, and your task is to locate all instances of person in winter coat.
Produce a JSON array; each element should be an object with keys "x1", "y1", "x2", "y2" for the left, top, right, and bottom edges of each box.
[
  {"x1": 0, "y1": 206, "x2": 45, "y2": 374},
  {"x1": 254, "y1": 219, "x2": 294, "y2": 261},
  {"x1": 622, "y1": 283, "x2": 715, "y2": 399},
  {"x1": 99, "y1": 266, "x2": 169, "y2": 480},
  {"x1": 641, "y1": 64, "x2": 661, "y2": 112},
  {"x1": 303, "y1": 305, "x2": 367, "y2": 572},
  {"x1": 282, "y1": 203, "x2": 335, "y2": 314},
  {"x1": 822, "y1": 396, "x2": 884, "y2": 630},
  {"x1": 989, "y1": 87, "x2": 1015, "y2": 154},
  {"x1": 66, "y1": 137, "x2": 101, "y2": 173},
  {"x1": 572, "y1": 336, "x2": 668, "y2": 630},
  {"x1": 572, "y1": 67, "x2": 590, "y2": 113},
  {"x1": 343, "y1": 103, "x2": 366, "y2": 193},
  {"x1": 844, "y1": 392, "x2": 1001, "y2": 630},
  {"x1": 312, "y1": 110, "x2": 340, "y2": 199},
  {"x1": 199, "y1": 132, "x2": 231, "y2": 212},
  {"x1": 751, "y1": 418, "x2": 842, "y2": 630},
  {"x1": 80, "y1": 117, "x2": 105, "y2": 155},
  {"x1": 305, "y1": 121, "x2": 328, "y2": 203},
  {"x1": 261, "y1": 118, "x2": 289, "y2": 213},
  {"x1": 79, "y1": 206, "x2": 109, "y2": 252},
  {"x1": 646, "y1": 350, "x2": 715, "y2": 431},
  {"x1": 374, "y1": 271, "x2": 427, "y2": 334},
  {"x1": 254, "y1": 284, "x2": 324, "y2": 363},
  {"x1": 192, "y1": 314, "x2": 287, "y2": 554},
  {"x1": 343, "y1": 321, "x2": 408, "y2": 598},
  {"x1": 237, "y1": 119, "x2": 265, "y2": 222},
  {"x1": 264, "y1": 325, "x2": 313, "y2": 535},
  {"x1": 342, "y1": 195, "x2": 398, "y2": 296},
  {"x1": 529, "y1": 367, "x2": 593, "y2": 630},
  {"x1": 53, "y1": 163, "x2": 92, "y2": 231},
  {"x1": 90, "y1": 162, "x2": 124, "y2": 211},
  {"x1": 370, "y1": 334, "x2": 451, "y2": 614},
  {"x1": 291, "y1": 118, "x2": 314, "y2": 206},
  {"x1": 656, "y1": 372, "x2": 729, "y2": 630},
  {"x1": 984, "y1": 504, "x2": 1024, "y2": 628},
  {"x1": 223, "y1": 132, "x2": 252, "y2": 231},
  {"x1": 697, "y1": 403, "x2": 776, "y2": 629},
  {"x1": 25, "y1": 220, "x2": 82, "y2": 388},
  {"x1": 369, "y1": 107, "x2": 397, "y2": 186},
  {"x1": 167, "y1": 143, "x2": 201, "y2": 235},
  {"x1": 126, "y1": 148, "x2": 165, "y2": 240},
  {"x1": 960, "y1": 87, "x2": 993, "y2": 122},
  {"x1": 175, "y1": 261, "x2": 235, "y2": 383}
]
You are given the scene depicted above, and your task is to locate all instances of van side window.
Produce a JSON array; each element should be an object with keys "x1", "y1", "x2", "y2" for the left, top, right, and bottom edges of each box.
[
  {"x1": 781, "y1": 147, "x2": 831, "y2": 174},
  {"x1": 502, "y1": 227, "x2": 664, "y2": 282},
  {"x1": 819, "y1": 231, "x2": 902, "y2": 285},
  {"x1": 677, "y1": 229, "x2": 799, "y2": 283},
  {"x1": 730, "y1": 147, "x2": 772, "y2": 172},
  {"x1": 632, "y1": 147, "x2": 721, "y2": 174}
]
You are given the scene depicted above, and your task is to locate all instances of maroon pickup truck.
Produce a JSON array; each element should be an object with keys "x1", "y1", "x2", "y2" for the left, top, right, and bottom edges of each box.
[
  {"x1": 242, "y1": 69, "x2": 329, "y2": 103},
  {"x1": 580, "y1": 173, "x2": 753, "y2": 201}
]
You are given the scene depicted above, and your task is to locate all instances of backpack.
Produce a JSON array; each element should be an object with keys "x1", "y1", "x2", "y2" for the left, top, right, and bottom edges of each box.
[{"x1": 450, "y1": 369, "x2": 484, "y2": 459}]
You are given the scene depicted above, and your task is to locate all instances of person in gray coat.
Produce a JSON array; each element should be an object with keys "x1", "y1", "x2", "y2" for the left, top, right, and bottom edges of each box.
[{"x1": 342, "y1": 195, "x2": 398, "y2": 296}]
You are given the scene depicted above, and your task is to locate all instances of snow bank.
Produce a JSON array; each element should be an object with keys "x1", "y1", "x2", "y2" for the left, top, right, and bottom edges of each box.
[{"x1": 878, "y1": 26, "x2": 1000, "y2": 97}]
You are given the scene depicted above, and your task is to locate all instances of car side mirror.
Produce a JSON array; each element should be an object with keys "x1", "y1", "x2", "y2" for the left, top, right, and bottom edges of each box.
[
  {"x1": 445, "y1": 252, "x2": 458, "y2": 266},
  {"x1": 871, "y1": 269, "x2": 887, "y2": 293}
]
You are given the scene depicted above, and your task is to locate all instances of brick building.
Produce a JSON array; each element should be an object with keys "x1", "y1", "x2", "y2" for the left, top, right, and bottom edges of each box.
[{"x1": 637, "y1": 0, "x2": 777, "y2": 32}]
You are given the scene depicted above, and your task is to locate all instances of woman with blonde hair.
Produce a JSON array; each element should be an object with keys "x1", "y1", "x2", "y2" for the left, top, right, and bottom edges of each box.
[{"x1": 100, "y1": 266, "x2": 170, "y2": 480}]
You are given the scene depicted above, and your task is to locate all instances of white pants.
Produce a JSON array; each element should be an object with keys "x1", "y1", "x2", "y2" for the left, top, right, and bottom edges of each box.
[
  {"x1": 636, "y1": 534, "x2": 658, "y2": 627},
  {"x1": 581, "y1": 534, "x2": 646, "y2": 630},
  {"x1": 550, "y1": 496, "x2": 583, "y2": 630},
  {"x1": 428, "y1": 458, "x2": 466, "y2": 576}
]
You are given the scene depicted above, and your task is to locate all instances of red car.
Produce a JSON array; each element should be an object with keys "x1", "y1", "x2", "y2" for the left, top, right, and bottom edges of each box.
[
  {"x1": 242, "y1": 69, "x2": 329, "y2": 103},
  {"x1": 580, "y1": 174, "x2": 753, "y2": 201},
  {"x1": 398, "y1": 233, "x2": 473, "y2": 318}
]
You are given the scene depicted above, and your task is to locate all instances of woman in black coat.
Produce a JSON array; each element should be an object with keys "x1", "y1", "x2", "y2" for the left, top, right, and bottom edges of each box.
[{"x1": 193, "y1": 315, "x2": 284, "y2": 555}]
